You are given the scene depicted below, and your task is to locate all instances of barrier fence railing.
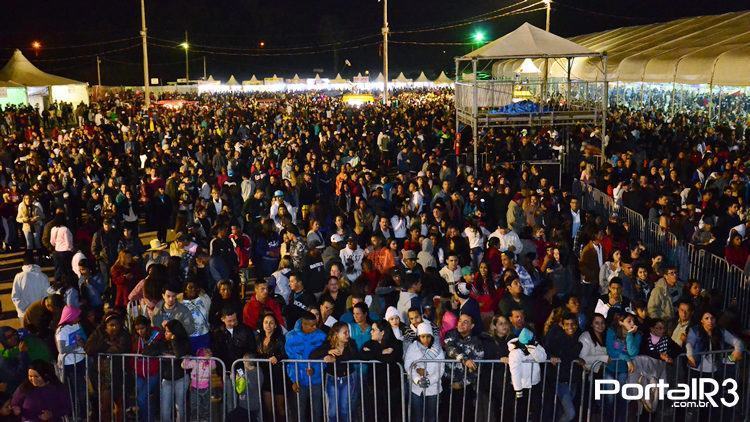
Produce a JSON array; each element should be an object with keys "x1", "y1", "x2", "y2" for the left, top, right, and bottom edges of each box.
[
  {"x1": 575, "y1": 180, "x2": 750, "y2": 328},
  {"x1": 60, "y1": 352, "x2": 227, "y2": 422},
  {"x1": 58, "y1": 351, "x2": 749, "y2": 421}
]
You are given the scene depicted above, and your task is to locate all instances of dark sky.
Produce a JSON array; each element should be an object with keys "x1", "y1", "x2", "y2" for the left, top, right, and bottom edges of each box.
[{"x1": 0, "y1": 0, "x2": 747, "y2": 85}]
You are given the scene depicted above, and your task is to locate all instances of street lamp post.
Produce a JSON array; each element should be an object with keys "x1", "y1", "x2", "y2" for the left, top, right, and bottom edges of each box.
[
  {"x1": 31, "y1": 41, "x2": 41, "y2": 57},
  {"x1": 381, "y1": 0, "x2": 389, "y2": 104},
  {"x1": 140, "y1": 0, "x2": 151, "y2": 108},
  {"x1": 181, "y1": 31, "x2": 189, "y2": 84},
  {"x1": 541, "y1": 0, "x2": 551, "y2": 103}
]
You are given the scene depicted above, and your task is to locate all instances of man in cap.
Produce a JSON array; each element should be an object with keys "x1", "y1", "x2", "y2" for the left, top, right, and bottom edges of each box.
[
  {"x1": 455, "y1": 281, "x2": 483, "y2": 335},
  {"x1": 322, "y1": 234, "x2": 344, "y2": 272},
  {"x1": 339, "y1": 237, "x2": 364, "y2": 283},
  {"x1": 400, "y1": 249, "x2": 423, "y2": 278}
]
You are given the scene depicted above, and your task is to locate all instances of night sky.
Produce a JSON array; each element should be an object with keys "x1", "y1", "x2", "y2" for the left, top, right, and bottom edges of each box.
[{"x1": 0, "y1": 0, "x2": 747, "y2": 86}]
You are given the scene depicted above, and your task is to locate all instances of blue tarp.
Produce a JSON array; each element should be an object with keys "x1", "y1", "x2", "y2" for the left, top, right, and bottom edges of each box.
[{"x1": 492, "y1": 100, "x2": 549, "y2": 115}]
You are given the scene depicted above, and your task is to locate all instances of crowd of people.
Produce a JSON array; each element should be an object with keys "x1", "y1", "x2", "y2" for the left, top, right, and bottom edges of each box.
[{"x1": 0, "y1": 87, "x2": 747, "y2": 422}]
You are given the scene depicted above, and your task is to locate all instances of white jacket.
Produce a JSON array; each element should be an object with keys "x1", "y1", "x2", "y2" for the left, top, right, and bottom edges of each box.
[
  {"x1": 507, "y1": 339, "x2": 547, "y2": 391},
  {"x1": 578, "y1": 331, "x2": 609, "y2": 371},
  {"x1": 489, "y1": 229, "x2": 523, "y2": 255},
  {"x1": 11, "y1": 264, "x2": 50, "y2": 318},
  {"x1": 404, "y1": 340, "x2": 445, "y2": 396}
]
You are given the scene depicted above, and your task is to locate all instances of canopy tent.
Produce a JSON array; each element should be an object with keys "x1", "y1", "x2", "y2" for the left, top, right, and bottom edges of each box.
[
  {"x1": 288, "y1": 74, "x2": 303, "y2": 84},
  {"x1": 242, "y1": 75, "x2": 262, "y2": 85},
  {"x1": 392, "y1": 72, "x2": 412, "y2": 83},
  {"x1": 464, "y1": 22, "x2": 596, "y2": 60},
  {"x1": 374, "y1": 72, "x2": 384, "y2": 82},
  {"x1": 493, "y1": 11, "x2": 750, "y2": 86},
  {"x1": 415, "y1": 72, "x2": 430, "y2": 83},
  {"x1": 434, "y1": 71, "x2": 452, "y2": 85},
  {"x1": 331, "y1": 73, "x2": 348, "y2": 84},
  {"x1": 0, "y1": 80, "x2": 28, "y2": 108},
  {"x1": 0, "y1": 49, "x2": 88, "y2": 105},
  {"x1": 226, "y1": 75, "x2": 240, "y2": 86},
  {"x1": 202, "y1": 75, "x2": 221, "y2": 85}
]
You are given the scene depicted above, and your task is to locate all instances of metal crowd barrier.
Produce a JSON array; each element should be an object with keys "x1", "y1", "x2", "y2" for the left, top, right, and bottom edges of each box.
[
  {"x1": 408, "y1": 358, "x2": 590, "y2": 422},
  {"x1": 576, "y1": 180, "x2": 750, "y2": 327},
  {"x1": 229, "y1": 358, "x2": 406, "y2": 422},
  {"x1": 60, "y1": 352, "x2": 227, "y2": 422}
]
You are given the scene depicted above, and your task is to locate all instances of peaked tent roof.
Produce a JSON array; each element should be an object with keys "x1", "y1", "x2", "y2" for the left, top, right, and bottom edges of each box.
[
  {"x1": 415, "y1": 72, "x2": 430, "y2": 82},
  {"x1": 462, "y1": 23, "x2": 595, "y2": 59},
  {"x1": 226, "y1": 75, "x2": 240, "y2": 85},
  {"x1": 290, "y1": 74, "x2": 303, "y2": 83},
  {"x1": 393, "y1": 72, "x2": 411, "y2": 82},
  {"x1": 0, "y1": 49, "x2": 84, "y2": 86},
  {"x1": 207, "y1": 75, "x2": 216, "y2": 82},
  {"x1": 434, "y1": 71, "x2": 452, "y2": 84},
  {"x1": 375, "y1": 72, "x2": 384, "y2": 82},
  {"x1": 0, "y1": 80, "x2": 25, "y2": 88},
  {"x1": 331, "y1": 73, "x2": 348, "y2": 83}
]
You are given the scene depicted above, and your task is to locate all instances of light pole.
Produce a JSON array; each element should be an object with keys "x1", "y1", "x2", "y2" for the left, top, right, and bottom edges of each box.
[
  {"x1": 140, "y1": 0, "x2": 151, "y2": 108},
  {"x1": 96, "y1": 56, "x2": 101, "y2": 86},
  {"x1": 31, "y1": 41, "x2": 42, "y2": 57},
  {"x1": 541, "y1": 0, "x2": 551, "y2": 104},
  {"x1": 180, "y1": 31, "x2": 189, "y2": 84},
  {"x1": 380, "y1": 0, "x2": 389, "y2": 104}
]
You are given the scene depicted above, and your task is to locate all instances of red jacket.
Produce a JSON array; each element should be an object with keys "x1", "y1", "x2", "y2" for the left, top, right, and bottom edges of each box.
[
  {"x1": 229, "y1": 233, "x2": 252, "y2": 268},
  {"x1": 243, "y1": 295, "x2": 285, "y2": 330},
  {"x1": 111, "y1": 264, "x2": 140, "y2": 308},
  {"x1": 131, "y1": 327, "x2": 163, "y2": 378}
]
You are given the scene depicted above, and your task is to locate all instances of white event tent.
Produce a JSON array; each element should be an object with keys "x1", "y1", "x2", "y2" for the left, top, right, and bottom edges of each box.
[{"x1": 0, "y1": 49, "x2": 88, "y2": 108}]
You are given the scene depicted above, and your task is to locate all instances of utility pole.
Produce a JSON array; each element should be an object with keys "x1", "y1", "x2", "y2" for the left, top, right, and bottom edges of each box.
[
  {"x1": 541, "y1": 0, "x2": 551, "y2": 103},
  {"x1": 183, "y1": 30, "x2": 190, "y2": 84},
  {"x1": 96, "y1": 56, "x2": 101, "y2": 86},
  {"x1": 203, "y1": 56, "x2": 207, "y2": 80},
  {"x1": 140, "y1": 0, "x2": 151, "y2": 108},
  {"x1": 381, "y1": 0, "x2": 389, "y2": 104}
]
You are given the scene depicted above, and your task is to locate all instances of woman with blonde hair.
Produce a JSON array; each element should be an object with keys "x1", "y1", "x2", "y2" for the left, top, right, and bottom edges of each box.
[{"x1": 110, "y1": 250, "x2": 141, "y2": 309}]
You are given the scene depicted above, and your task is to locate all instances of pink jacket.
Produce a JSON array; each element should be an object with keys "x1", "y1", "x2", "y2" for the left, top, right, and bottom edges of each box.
[{"x1": 181, "y1": 357, "x2": 216, "y2": 389}]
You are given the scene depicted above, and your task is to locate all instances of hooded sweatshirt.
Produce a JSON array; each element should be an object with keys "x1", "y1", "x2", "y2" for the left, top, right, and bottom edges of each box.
[
  {"x1": 284, "y1": 320, "x2": 326, "y2": 386},
  {"x1": 417, "y1": 238, "x2": 437, "y2": 270},
  {"x1": 11, "y1": 264, "x2": 50, "y2": 318}
]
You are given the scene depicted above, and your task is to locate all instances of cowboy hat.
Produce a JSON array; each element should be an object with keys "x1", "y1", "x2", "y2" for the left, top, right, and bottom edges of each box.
[{"x1": 147, "y1": 239, "x2": 168, "y2": 251}]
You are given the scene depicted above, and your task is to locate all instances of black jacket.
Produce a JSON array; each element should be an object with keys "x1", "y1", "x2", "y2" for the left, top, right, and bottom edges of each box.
[
  {"x1": 310, "y1": 339, "x2": 360, "y2": 377},
  {"x1": 543, "y1": 325, "x2": 583, "y2": 383},
  {"x1": 212, "y1": 324, "x2": 257, "y2": 368},
  {"x1": 285, "y1": 289, "x2": 317, "y2": 329}
]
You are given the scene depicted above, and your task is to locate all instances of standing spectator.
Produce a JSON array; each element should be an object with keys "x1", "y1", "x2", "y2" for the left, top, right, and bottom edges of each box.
[
  {"x1": 243, "y1": 278, "x2": 284, "y2": 330},
  {"x1": 151, "y1": 186, "x2": 173, "y2": 243},
  {"x1": 255, "y1": 313, "x2": 286, "y2": 420},
  {"x1": 670, "y1": 300, "x2": 694, "y2": 349},
  {"x1": 310, "y1": 322, "x2": 361, "y2": 422},
  {"x1": 16, "y1": 194, "x2": 44, "y2": 252},
  {"x1": 545, "y1": 313, "x2": 584, "y2": 422},
  {"x1": 156, "y1": 320, "x2": 191, "y2": 422},
  {"x1": 180, "y1": 280, "x2": 211, "y2": 353},
  {"x1": 578, "y1": 229, "x2": 604, "y2": 312},
  {"x1": 340, "y1": 237, "x2": 365, "y2": 283},
  {"x1": 91, "y1": 220, "x2": 120, "y2": 293},
  {"x1": 286, "y1": 272, "x2": 316, "y2": 329},
  {"x1": 578, "y1": 313, "x2": 609, "y2": 371},
  {"x1": 49, "y1": 214, "x2": 74, "y2": 280},
  {"x1": 11, "y1": 253, "x2": 50, "y2": 319},
  {"x1": 180, "y1": 348, "x2": 216, "y2": 421},
  {"x1": 686, "y1": 309, "x2": 744, "y2": 373},
  {"x1": 110, "y1": 250, "x2": 140, "y2": 310},
  {"x1": 647, "y1": 266, "x2": 683, "y2": 327},
  {"x1": 404, "y1": 322, "x2": 444, "y2": 422},
  {"x1": 84, "y1": 311, "x2": 131, "y2": 421},
  {"x1": 604, "y1": 311, "x2": 642, "y2": 422},
  {"x1": 151, "y1": 285, "x2": 195, "y2": 336},
  {"x1": 360, "y1": 320, "x2": 404, "y2": 422},
  {"x1": 131, "y1": 315, "x2": 164, "y2": 422},
  {"x1": 442, "y1": 313, "x2": 484, "y2": 421},
  {"x1": 285, "y1": 312, "x2": 326, "y2": 422},
  {"x1": 54, "y1": 305, "x2": 86, "y2": 419}
]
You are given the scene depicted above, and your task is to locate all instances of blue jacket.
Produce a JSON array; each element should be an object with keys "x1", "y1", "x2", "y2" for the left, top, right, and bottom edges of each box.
[
  {"x1": 285, "y1": 321, "x2": 326, "y2": 386},
  {"x1": 605, "y1": 328, "x2": 641, "y2": 375}
]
